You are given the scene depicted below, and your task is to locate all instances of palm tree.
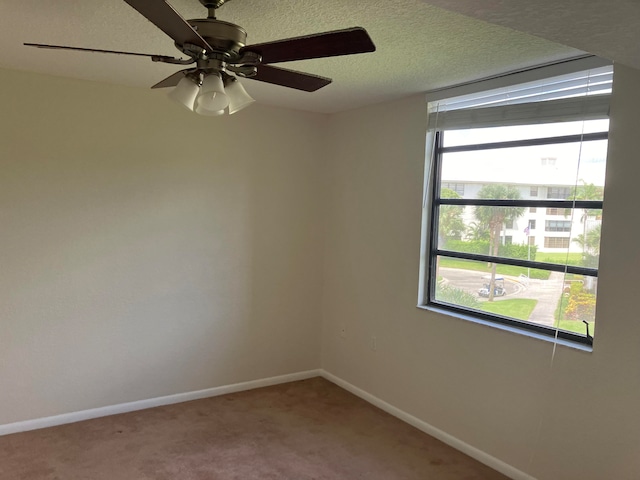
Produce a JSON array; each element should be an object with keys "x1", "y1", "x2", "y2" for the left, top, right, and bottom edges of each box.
[
  {"x1": 569, "y1": 180, "x2": 604, "y2": 259},
  {"x1": 474, "y1": 185, "x2": 525, "y2": 301},
  {"x1": 466, "y1": 221, "x2": 490, "y2": 242},
  {"x1": 572, "y1": 224, "x2": 602, "y2": 272},
  {"x1": 439, "y1": 188, "x2": 466, "y2": 248}
]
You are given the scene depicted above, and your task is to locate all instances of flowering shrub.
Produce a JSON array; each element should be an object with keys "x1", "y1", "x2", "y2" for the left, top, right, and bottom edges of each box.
[{"x1": 564, "y1": 282, "x2": 596, "y2": 322}]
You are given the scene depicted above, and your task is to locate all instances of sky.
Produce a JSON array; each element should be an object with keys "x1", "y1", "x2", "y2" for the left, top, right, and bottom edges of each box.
[{"x1": 441, "y1": 120, "x2": 609, "y2": 187}]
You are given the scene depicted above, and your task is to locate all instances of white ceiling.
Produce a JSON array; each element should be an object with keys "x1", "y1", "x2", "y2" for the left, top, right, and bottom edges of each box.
[
  {"x1": 423, "y1": 0, "x2": 640, "y2": 74},
  {"x1": 0, "y1": 0, "x2": 633, "y2": 114}
]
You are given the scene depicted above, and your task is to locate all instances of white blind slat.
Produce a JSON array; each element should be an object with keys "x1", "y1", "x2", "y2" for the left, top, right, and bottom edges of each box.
[
  {"x1": 428, "y1": 94, "x2": 610, "y2": 130},
  {"x1": 427, "y1": 63, "x2": 613, "y2": 131}
]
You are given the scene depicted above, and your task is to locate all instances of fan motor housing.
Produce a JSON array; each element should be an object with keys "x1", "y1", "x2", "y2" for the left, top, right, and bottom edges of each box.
[{"x1": 188, "y1": 18, "x2": 246, "y2": 59}]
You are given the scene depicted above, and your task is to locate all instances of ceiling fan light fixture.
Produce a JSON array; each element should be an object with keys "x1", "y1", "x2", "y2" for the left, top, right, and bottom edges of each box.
[
  {"x1": 194, "y1": 104, "x2": 225, "y2": 116},
  {"x1": 226, "y1": 77, "x2": 255, "y2": 115},
  {"x1": 195, "y1": 73, "x2": 229, "y2": 113},
  {"x1": 168, "y1": 75, "x2": 200, "y2": 111},
  {"x1": 27, "y1": 2, "x2": 376, "y2": 118}
]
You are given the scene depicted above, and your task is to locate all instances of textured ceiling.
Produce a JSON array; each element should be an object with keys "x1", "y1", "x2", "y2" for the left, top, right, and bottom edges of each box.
[
  {"x1": 422, "y1": 0, "x2": 640, "y2": 72},
  {"x1": 0, "y1": 0, "x2": 592, "y2": 113}
]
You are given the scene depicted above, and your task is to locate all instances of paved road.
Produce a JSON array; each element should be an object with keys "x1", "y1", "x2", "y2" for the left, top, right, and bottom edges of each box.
[{"x1": 439, "y1": 267, "x2": 565, "y2": 326}]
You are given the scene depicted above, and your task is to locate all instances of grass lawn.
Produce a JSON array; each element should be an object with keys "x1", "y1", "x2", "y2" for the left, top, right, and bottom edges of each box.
[
  {"x1": 556, "y1": 319, "x2": 594, "y2": 336},
  {"x1": 480, "y1": 298, "x2": 537, "y2": 321},
  {"x1": 536, "y1": 252, "x2": 585, "y2": 267},
  {"x1": 439, "y1": 258, "x2": 550, "y2": 280}
]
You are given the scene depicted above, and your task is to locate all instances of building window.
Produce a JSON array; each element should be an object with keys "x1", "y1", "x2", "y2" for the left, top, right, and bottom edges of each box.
[
  {"x1": 442, "y1": 182, "x2": 465, "y2": 196},
  {"x1": 545, "y1": 220, "x2": 571, "y2": 232},
  {"x1": 547, "y1": 187, "x2": 571, "y2": 199},
  {"x1": 421, "y1": 61, "x2": 611, "y2": 346},
  {"x1": 530, "y1": 207, "x2": 537, "y2": 213},
  {"x1": 546, "y1": 207, "x2": 572, "y2": 216},
  {"x1": 544, "y1": 237, "x2": 571, "y2": 248}
]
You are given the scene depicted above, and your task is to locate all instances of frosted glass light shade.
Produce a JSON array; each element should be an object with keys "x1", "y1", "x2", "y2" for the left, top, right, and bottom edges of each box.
[
  {"x1": 226, "y1": 78, "x2": 255, "y2": 114},
  {"x1": 168, "y1": 76, "x2": 200, "y2": 111},
  {"x1": 194, "y1": 104, "x2": 225, "y2": 116},
  {"x1": 195, "y1": 74, "x2": 229, "y2": 113}
]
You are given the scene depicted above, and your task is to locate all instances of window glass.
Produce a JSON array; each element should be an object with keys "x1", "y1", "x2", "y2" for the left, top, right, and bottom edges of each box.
[
  {"x1": 545, "y1": 220, "x2": 572, "y2": 232},
  {"x1": 433, "y1": 256, "x2": 594, "y2": 338},
  {"x1": 440, "y1": 139, "x2": 607, "y2": 197},
  {"x1": 428, "y1": 118, "x2": 607, "y2": 345},
  {"x1": 442, "y1": 119, "x2": 609, "y2": 148}
]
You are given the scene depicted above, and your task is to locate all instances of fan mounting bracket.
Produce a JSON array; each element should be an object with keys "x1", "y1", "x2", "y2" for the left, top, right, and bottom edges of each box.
[
  {"x1": 199, "y1": 0, "x2": 231, "y2": 18},
  {"x1": 199, "y1": 0, "x2": 230, "y2": 8}
]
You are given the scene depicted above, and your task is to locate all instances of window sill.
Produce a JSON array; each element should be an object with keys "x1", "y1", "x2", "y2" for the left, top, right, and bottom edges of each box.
[{"x1": 417, "y1": 304, "x2": 593, "y2": 353}]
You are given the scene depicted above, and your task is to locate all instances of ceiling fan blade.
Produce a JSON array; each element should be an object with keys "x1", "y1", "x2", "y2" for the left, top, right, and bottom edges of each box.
[
  {"x1": 151, "y1": 69, "x2": 195, "y2": 89},
  {"x1": 123, "y1": 0, "x2": 212, "y2": 51},
  {"x1": 24, "y1": 43, "x2": 179, "y2": 61},
  {"x1": 247, "y1": 65, "x2": 331, "y2": 92},
  {"x1": 241, "y1": 27, "x2": 375, "y2": 65}
]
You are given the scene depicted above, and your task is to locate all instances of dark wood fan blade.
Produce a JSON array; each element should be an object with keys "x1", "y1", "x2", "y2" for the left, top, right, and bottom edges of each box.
[
  {"x1": 151, "y1": 69, "x2": 195, "y2": 89},
  {"x1": 24, "y1": 43, "x2": 178, "y2": 61},
  {"x1": 241, "y1": 27, "x2": 375, "y2": 65},
  {"x1": 247, "y1": 65, "x2": 331, "y2": 92},
  {"x1": 123, "y1": 0, "x2": 212, "y2": 51}
]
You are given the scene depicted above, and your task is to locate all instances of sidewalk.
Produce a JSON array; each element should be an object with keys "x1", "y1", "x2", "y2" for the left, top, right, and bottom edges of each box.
[{"x1": 517, "y1": 271, "x2": 565, "y2": 326}]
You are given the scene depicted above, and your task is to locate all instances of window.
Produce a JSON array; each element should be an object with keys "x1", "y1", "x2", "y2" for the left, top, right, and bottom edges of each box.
[
  {"x1": 546, "y1": 207, "x2": 572, "y2": 216},
  {"x1": 442, "y1": 182, "x2": 465, "y2": 196},
  {"x1": 545, "y1": 237, "x2": 571, "y2": 248},
  {"x1": 547, "y1": 187, "x2": 571, "y2": 199},
  {"x1": 421, "y1": 60, "x2": 611, "y2": 346},
  {"x1": 545, "y1": 220, "x2": 572, "y2": 232}
]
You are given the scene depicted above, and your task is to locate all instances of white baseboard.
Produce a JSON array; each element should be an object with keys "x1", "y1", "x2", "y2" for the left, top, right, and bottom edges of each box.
[
  {"x1": 1, "y1": 367, "x2": 535, "y2": 480},
  {"x1": 319, "y1": 369, "x2": 536, "y2": 480},
  {"x1": 0, "y1": 369, "x2": 321, "y2": 437}
]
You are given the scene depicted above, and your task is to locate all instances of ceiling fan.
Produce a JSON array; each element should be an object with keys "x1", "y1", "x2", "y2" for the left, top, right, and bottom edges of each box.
[{"x1": 25, "y1": 0, "x2": 376, "y2": 115}]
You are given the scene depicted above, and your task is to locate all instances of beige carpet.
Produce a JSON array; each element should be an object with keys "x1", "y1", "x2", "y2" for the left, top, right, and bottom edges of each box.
[{"x1": 0, "y1": 377, "x2": 509, "y2": 479}]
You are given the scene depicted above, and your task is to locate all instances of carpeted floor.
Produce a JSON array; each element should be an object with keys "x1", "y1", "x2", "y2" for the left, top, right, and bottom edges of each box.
[{"x1": 0, "y1": 377, "x2": 509, "y2": 479}]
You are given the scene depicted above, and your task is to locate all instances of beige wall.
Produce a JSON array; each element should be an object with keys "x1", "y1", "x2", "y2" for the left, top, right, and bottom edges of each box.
[
  {"x1": 321, "y1": 65, "x2": 640, "y2": 480},
  {"x1": 0, "y1": 68, "x2": 326, "y2": 424},
  {"x1": 3, "y1": 62, "x2": 640, "y2": 480}
]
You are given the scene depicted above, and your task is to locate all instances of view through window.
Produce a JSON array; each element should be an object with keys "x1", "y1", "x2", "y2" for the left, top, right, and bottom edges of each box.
[{"x1": 424, "y1": 65, "x2": 611, "y2": 346}]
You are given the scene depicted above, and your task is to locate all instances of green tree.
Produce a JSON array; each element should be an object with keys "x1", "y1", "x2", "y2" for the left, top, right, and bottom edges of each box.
[
  {"x1": 568, "y1": 181, "x2": 603, "y2": 289},
  {"x1": 474, "y1": 185, "x2": 525, "y2": 301},
  {"x1": 573, "y1": 223, "x2": 602, "y2": 270},
  {"x1": 568, "y1": 180, "x2": 604, "y2": 257},
  {"x1": 466, "y1": 221, "x2": 490, "y2": 242},
  {"x1": 572, "y1": 223, "x2": 602, "y2": 256},
  {"x1": 438, "y1": 188, "x2": 466, "y2": 247}
]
